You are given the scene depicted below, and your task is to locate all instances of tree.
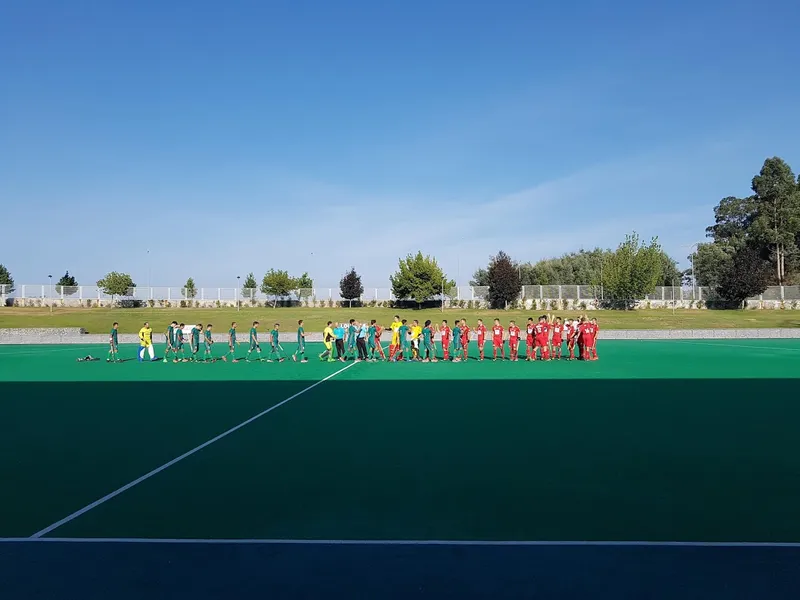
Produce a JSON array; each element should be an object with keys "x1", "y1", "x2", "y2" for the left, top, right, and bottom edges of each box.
[
  {"x1": 602, "y1": 233, "x2": 663, "y2": 305},
  {"x1": 706, "y1": 195, "x2": 756, "y2": 251},
  {"x1": 749, "y1": 157, "x2": 800, "y2": 284},
  {"x1": 716, "y1": 246, "x2": 772, "y2": 306},
  {"x1": 241, "y1": 272, "x2": 257, "y2": 301},
  {"x1": 261, "y1": 269, "x2": 295, "y2": 307},
  {"x1": 0, "y1": 264, "x2": 13, "y2": 295},
  {"x1": 182, "y1": 277, "x2": 197, "y2": 299},
  {"x1": 470, "y1": 267, "x2": 489, "y2": 287},
  {"x1": 486, "y1": 251, "x2": 521, "y2": 309},
  {"x1": 658, "y1": 254, "x2": 682, "y2": 287},
  {"x1": 391, "y1": 252, "x2": 454, "y2": 306},
  {"x1": 96, "y1": 272, "x2": 135, "y2": 303},
  {"x1": 55, "y1": 271, "x2": 78, "y2": 296},
  {"x1": 339, "y1": 267, "x2": 364, "y2": 307},
  {"x1": 294, "y1": 272, "x2": 314, "y2": 301},
  {"x1": 690, "y1": 243, "x2": 732, "y2": 288}
]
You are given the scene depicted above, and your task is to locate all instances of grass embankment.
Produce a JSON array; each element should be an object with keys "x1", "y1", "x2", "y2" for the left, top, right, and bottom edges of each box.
[{"x1": 1, "y1": 307, "x2": 799, "y2": 334}]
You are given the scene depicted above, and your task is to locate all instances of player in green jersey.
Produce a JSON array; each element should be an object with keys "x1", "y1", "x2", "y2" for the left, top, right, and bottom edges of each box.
[
  {"x1": 189, "y1": 323, "x2": 202, "y2": 361},
  {"x1": 452, "y1": 321, "x2": 462, "y2": 362},
  {"x1": 346, "y1": 319, "x2": 357, "y2": 360},
  {"x1": 228, "y1": 321, "x2": 240, "y2": 362},
  {"x1": 292, "y1": 320, "x2": 307, "y2": 362},
  {"x1": 203, "y1": 324, "x2": 220, "y2": 362},
  {"x1": 398, "y1": 319, "x2": 411, "y2": 361},
  {"x1": 367, "y1": 320, "x2": 377, "y2": 361},
  {"x1": 421, "y1": 320, "x2": 437, "y2": 362},
  {"x1": 246, "y1": 321, "x2": 263, "y2": 362},
  {"x1": 163, "y1": 321, "x2": 178, "y2": 363},
  {"x1": 268, "y1": 323, "x2": 285, "y2": 362},
  {"x1": 107, "y1": 322, "x2": 120, "y2": 362},
  {"x1": 173, "y1": 323, "x2": 187, "y2": 363}
]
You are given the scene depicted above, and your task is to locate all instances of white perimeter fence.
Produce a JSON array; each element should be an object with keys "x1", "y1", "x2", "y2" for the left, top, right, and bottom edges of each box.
[{"x1": 3, "y1": 284, "x2": 800, "y2": 308}]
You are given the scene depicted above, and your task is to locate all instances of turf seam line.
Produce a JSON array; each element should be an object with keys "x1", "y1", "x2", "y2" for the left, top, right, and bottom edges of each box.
[
  {"x1": 28, "y1": 361, "x2": 360, "y2": 539},
  {"x1": 4, "y1": 538, "x2": 800, "y2": 548}
]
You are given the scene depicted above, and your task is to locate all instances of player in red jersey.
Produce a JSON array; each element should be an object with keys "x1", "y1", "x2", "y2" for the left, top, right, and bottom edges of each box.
[
  {"x1": 460, "y1": 319, "x2": 470, "y2": 361},
  {"x1": 373, "y1": 322, "x2": 386, "y2": 360},
  {"x1": 490, "y1": 318, "x2": 504, "y2": 361},
  {"x1": 476, "y1": 319, "x2": 488, "y2": 360},
  {"x1": 508, "y1": 320, "x2": 521, "y2": 361},
  {"x1": 589, "y1": 319, "x2": 600, "y2": 360},
  {"x1": 525, "y1": 317, "x2": 536, "y2": 361},
  {"x1": 550, "y1": 317, "x2": 563, "y2": 359},
  {"x1": 579, "y1": 317, "x2": 595, "y2": 360},
  {"x1": 575, "y1": 317, "x2": 586, "y2": 359},
  {"x1": 564, "y1": 318, "x2": 576, "y2": 360},
  {"x1": 440, "y1": 319, "x2": 451, "y2": 361},
  {"x1": 533, "y1": 315, "x2": 551, "y2": 360}
]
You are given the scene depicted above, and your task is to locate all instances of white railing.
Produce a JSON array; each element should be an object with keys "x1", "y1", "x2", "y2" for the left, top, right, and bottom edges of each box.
[{"x1": 7, "y1": 284, "x2": 800, "y2": 305}]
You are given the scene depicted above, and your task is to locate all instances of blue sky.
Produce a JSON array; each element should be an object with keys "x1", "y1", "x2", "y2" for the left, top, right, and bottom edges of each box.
[{"x1": 2, "y1": 0, "x2": 799, "y2": 288}]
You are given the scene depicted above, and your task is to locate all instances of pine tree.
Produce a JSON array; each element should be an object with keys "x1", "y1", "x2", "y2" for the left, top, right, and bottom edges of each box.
[{"x1": 339, "y1": 267, "x2": 364, "y2": 307}]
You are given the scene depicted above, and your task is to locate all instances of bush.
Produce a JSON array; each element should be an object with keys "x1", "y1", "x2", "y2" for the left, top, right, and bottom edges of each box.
[
  {"x1": 117, "y1": 299, "x2": 144, "y2": 308},
  {"x1": 579, "y1": 301, "x2": 587, "y2": 311},
  {"x1": 86, "y1": 299, "x2": 93, "y2": 308},
  {"x1": 549, "y1": 299, "x2": 559, "y2": 310},
  {"x1": 327, "y1": 298, "x2": 334, "y2": 308},
  {"x1": 467, "y1": 300, "x2": 474, "y2": 310},
  {"x1": 561, "y1": 298, "x2": 569, "y2": 311},
  {"x1": 216, "y1": 300, "x2": 221, "y2": 308},
  {"x1": 148, "y1": 299, "x2": 155, "y2": 308},
  {"x1": 180, "y1": 300, "x2": 187, "y2": 308}
]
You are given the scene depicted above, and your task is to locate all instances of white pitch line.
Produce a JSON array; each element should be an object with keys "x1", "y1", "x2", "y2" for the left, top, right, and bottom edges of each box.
[
  {"x1": 3, "y1": 537, "x2": 800, "y2": 548},
  {"x1": 29, "y1": 360, "x2": 359, "y2": 539}
]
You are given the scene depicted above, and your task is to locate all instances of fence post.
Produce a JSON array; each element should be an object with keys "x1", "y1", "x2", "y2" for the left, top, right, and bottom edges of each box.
[
  {"x1": 576, "y1": 286, "x2": 581, "y2": 301},
  {"x1": 375, "y1": 288, "x2": 378, "y2": 301},
  {"x1": 22, "y1": 285, "x2": 26, "y2": 299},
  {"x1": 79, "y1": 286, "x2": 83, "y2": 300},
  {"x1": 558, "y1": 285, "x2": 562, "y2": 300},
  {"x1": 471, "y1": 287, "x2": 475, "y2": 301},
  {"x1": 539, "y1": 286, "x2": 543, "y2": 301},
  {"x1": 781, "y1": 285, "x2": 785, "y2": 301},
  {"x1": 329, "y1": 288, "x2": 332, "y2": 300},
  {"x1": 168, "y1": 288, "x2": 171, "y2": 302},
  {"x1": 201, "y1": 288, "x2": 204, "y2": 300}
]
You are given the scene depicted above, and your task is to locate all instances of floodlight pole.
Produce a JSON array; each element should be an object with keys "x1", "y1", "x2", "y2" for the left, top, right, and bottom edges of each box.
[
  {"x1": 672, "y1": 278, "x2": 676, "y2": 315},
  {"x1": 236, "y1": 276, "x2": 241, "y2": 312}
]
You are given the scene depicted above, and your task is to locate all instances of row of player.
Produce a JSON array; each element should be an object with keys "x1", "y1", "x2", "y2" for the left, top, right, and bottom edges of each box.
[{"x1": 111, "y1": 315, "x2": 600, "y2": 363}]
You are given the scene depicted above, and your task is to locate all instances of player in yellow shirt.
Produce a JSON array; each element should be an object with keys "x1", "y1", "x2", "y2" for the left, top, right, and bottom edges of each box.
[
  {"x1": 319, "y1": 321, "x2": 335, "y2": 362},
  {"x1": 410, "y1": 320, "x2": 423, "y2": 360},
  {"x1": 138, "y1": 322, "x2": 155, "y2": 362},
  {"x1": 389, "y1": 315, "x2": 402, "y2": 361}
]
